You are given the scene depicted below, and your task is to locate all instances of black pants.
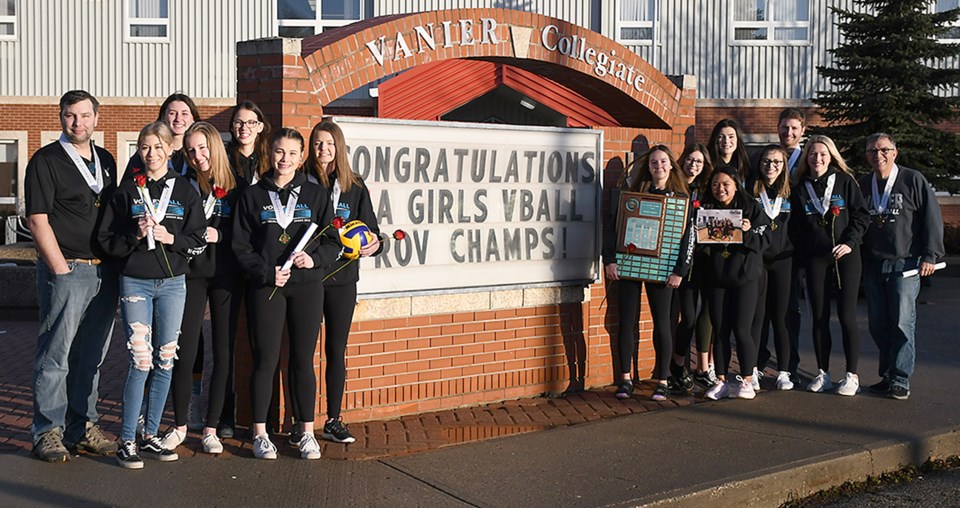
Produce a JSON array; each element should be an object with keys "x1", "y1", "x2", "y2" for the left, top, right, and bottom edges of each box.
[
  {"x1": 706, "y1": 279, "x2": 760, "y2": 378},
  {"x1": 673, "y1": 281, "x2": 713, "y2": 357},
  {"x1": 248, "y1": 281, "x2": 323, "y2": 424},
  {"x1": 618, "y1": 280, "x2": 673, "y2": 380},
  {"x1": 171, "y1": 276, "x2": 242, "y2": 428},
  {"x1": 753, "y1": 256, "x2": 793, "y2": 372},
  {"x1": 785, "y1": 262, "x2": 805, "y2": 374},
  {"x1": 805, "y1": 250, "x2": 862, "y2": 373},
  {"x1": 321, "y1": 283, "x2": 356, "y2": 419}
]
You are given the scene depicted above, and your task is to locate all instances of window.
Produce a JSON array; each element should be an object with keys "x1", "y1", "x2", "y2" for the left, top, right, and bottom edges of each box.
[
  {"x1": 0, "y1": 0, "x2": 15, "y2": 41},
  {"x1": 125, "y1": 0, "x2": 169, "y2": 42},
  {"x1": 277, "y1": 0, "x2": 364, "y2": 38},
  {"x1": 0, "y1": 139, "x2": 17, "y2": 206},
  {"x1": 616, "y1": 0, "x2": 656, "y2": 46},
  {"x1": 935, "y1": 0, "x2": 960, "y2": 42},
  {"x1": 732, "y1": 0, "x2": 809, "y2": 45}
]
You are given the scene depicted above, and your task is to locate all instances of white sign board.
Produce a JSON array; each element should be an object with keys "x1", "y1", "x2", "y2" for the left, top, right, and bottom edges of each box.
[{"x1": 333, "y1": 117, "x2": 602, "y2": 295}]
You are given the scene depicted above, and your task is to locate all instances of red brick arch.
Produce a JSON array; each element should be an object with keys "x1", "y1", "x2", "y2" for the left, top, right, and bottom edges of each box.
[{"x1": 292, "y1": 9, "x2": 685, "y2": 128}]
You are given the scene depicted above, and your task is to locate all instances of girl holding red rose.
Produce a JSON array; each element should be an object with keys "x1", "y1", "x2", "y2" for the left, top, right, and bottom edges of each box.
[
  {"x1": 790, "y1": 135, "x2": 869, "y2": 396},
  {"x1": 159, "y1": 122, "x2": 246, "y2": 454},
  {"x1": 289, "y1": 120, "x2": 382, "y2": 446}
]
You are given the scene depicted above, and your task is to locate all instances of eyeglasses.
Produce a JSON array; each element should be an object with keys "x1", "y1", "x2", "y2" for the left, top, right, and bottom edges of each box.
[
  {"x1": 761, "y1": 159, "x2": 784, "y2": 167},
  {"x1": 232, "y1": 120, "x2": 261, "y2": 129},
  {"x1": 684, "y1": 157, "x2": 704, "y2": 165},
  {"x1": 866, "y1": 147, "x2": 896, "y2": 156}
]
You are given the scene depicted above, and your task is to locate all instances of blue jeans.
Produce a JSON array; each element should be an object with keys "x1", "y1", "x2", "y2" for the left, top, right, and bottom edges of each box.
[
  {"x1": 32, "y1": 258, "x2": 119, "y2": 444},
  {"x1": 118, "y1": 275, "x2": 186, "y2": 442},
  {"x1": 863, "y1": 258, "x2": 921, "y2": 390}
]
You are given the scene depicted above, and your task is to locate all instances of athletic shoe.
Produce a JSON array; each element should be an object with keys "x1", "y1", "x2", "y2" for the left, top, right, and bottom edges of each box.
[
  {"x1": 836, "y1": 372, "x2": 860, "y2": 396},
  {"x1": 299, "y1": 433, "x2": 322, "y2": 459},
  {"x1": 807, "y1": 370, "x2": 832, "y2": 393},
  {"x1": 614, "y1": 380, "x2": 634, "y2": 399},
  {"x1": 735, "y1": 375, "x2": 756, "y2": 400},
  {"x1": 694, "y1": 369, "x2": 719, "y2": 387},
  {"x1": 139, "y1": 436, "x2": 178, "y2": 462},
  {"x1": 705, "y1": 380, "x2": 729, "y2": 400},
  {"x1": 66, "y1": 422, "x2": 118, "y2": 455},
  {"x1": 32, "y1": 428, "x2": 70, "y2": 463},
  {"x1": 217, "y1": 422, "x2": 235, "y2": 440},
  {"x1": 669, "y1": 364, "x2": 694, "y2": 393},
  {"x1": 321, "y1": 418, "x2": 356, "y2": 444},
  {"x1": 253, "y1": 434, "x2": 278, "y2": 459},
  {"x1": 751, "y1": 367, "x2": 761, "y2": 392},
  {"x1": 288, "y1": 422, "x2": 304, "y2": 447},
  {"x1": 889, "y1": 385, "x2": 910, "y2": 400},
  {"x1": 160, "y1": 428, "x2": 186, "y2": 450},
  {"x1": 116, "y1": 440, "x2": 143, "y2": 470},
  {"x1": 651, "y1": 384, "x2": 668, "y2": 401},
  {"x1": 201, "y1": 433, "x2": 223, "y2": 454},
  {"x1": 869, "y1": 380, "x2": 891, "y2": 394},
  {"x1": 776, "y1": 371, "x2": 795, "y2": 391}
]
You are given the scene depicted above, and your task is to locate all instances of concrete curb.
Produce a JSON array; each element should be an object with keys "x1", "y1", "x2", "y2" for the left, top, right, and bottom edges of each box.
[{"x1": 627, "y1": 426, "x2": 960, "y2": 507}]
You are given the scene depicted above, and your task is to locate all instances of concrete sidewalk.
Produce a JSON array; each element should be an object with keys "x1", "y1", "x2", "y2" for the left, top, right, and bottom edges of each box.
[{"x1": 1, "y1": 260, "x2": 958, "y2": 507}]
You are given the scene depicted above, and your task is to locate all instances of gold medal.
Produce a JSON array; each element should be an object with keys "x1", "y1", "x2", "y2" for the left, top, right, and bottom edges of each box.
[
  {"x1": 874, "y1": 215, "x2": 885, "y2": 226},
  {"x1": 770, "y1": 222, "x2": 778, "y2": 231},
  {"x1": 279, "y1": 231, "x2": 291, "y2": 244},
  {"x1": 819, "y1": 217, "x2": 829, "y2": 227},
  {"x1": 721, "y1": 247, "x2": 731, "y2": 259},
  {"x1": 94, "y1": 197, "x2": 100, "y2": 208}
]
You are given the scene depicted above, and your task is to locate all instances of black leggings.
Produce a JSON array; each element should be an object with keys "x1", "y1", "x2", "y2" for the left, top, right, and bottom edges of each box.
[
  {"x1": 171, "y1": 276, "x2": 242, "y2": 428},
  {"x1": 805, "y1": 250, "x2": 862, "y2": 373},
  {"x1": 706, "y1": 279, "x2": 760, "y2": 378},
  {"x1": 248, "y1": 282, "x2": 323, "y2": 424},
  {"x1": 321, "y1": 283, "x2": 356, "y2": 419},
  {"x1": 673, "y1": 282, "x2": 713, "y2": 357},
  {"x1": 617, "y1": 280, "x2": 674, "y2": 380},
  {"x1": 753, "y1": 257, "x2": 792, "y2": 372}
]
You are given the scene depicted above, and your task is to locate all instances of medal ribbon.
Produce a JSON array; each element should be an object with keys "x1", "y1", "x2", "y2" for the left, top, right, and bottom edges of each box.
[
  {"x1": 759, "y1": 187, "x2": 783, "y2": 221},
  {"x1": 871, "y1": 164, "x2": 899, "y2": 216},
  {"x1": 804, "y1": 173, "x2": 836, "y2": 217},
  {"x1": 268, "y1": 186, "x2": 300, "y2": 231},
  {"x1": 58, "y1": 133, "x2": 103, "y2": 194},
  {"x1": 137, "y1": 178, "x2": 176, "y2": 250}
]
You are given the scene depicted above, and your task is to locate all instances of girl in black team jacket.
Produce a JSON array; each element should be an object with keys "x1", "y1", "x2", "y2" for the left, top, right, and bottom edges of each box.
[
  {"x1": 790, "y1": 135, "x2": 869, "y2": 396},
  {"x1": 232, "y1": 128, "x2": 341, "y2": 460},
  {"x1": 602, "y1": 145, "x2": 691, "y2": 402},
  {"x1": 160, "y1": 122, "x2": 245, "y2": 455},
  {"x1": 749, "y1": 145, "x2": 795, "y2": 391},
  {"x1": 698, "y1": 165, "x2": 770, "y2": 402},
  {"x1": 98, "y1": 121, "x2": 207, "y2": 469},
  {"x1": 226, "y1": 100, "x2": 271, "y2": 185},
  {"x1": 295, "y1": 120, "x2": 383, "y2": 445}
]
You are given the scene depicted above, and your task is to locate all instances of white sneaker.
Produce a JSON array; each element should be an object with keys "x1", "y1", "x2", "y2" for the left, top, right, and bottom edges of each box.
[
  {"x1": 705, "y1": 380, "x2": 729, "y2": 400},
  {"x1": 751, "y1": 367, "x2": 761, "y2": 391},
  {"x1": 807, "y1": 369, "x2": 832, "y2": 392},
  {"x1": 299, "y1": 433, "x2": 321, "y2": 460},
  {"x1": 160, "y1": 428, "x2": 186, "y2": 450},
  {"x1": 736, "y1": 375, "x2": 756, "y2": 400},
  {"x1": 202, "y1": 433, "x2": 223, "y2": 454},
  {"x1": 776, "y1": 371, "x2": 795, "y2": 391},
  {"x1": 836, "y1": 372, "x2": 860, "y2": 396},
  {"x1": 253, "y1": 434, "x2": 277, "y2": 460}
]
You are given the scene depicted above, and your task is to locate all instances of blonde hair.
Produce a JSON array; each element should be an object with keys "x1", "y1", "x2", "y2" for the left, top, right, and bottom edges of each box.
[
  {"x1": 183, "y1": 122, "x2": 236, "y2": 194},
  {"x1": 138, "y1": 121, "x2": 175, "y2": 149},
  {"x1": 795, "y1": 134, "x2": 853, "y2": 179}
]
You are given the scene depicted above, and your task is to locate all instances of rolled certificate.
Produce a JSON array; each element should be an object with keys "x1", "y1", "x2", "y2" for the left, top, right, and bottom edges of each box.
[
  {"x1": 902, "y1": 261, "x2": 946, "y2": 278},
  {"x1": 280, "y1": 223, "x2": 318, "y2": 271}
]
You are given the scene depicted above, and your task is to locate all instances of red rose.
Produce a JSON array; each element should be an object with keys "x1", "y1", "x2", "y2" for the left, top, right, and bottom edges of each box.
[
  {"x1": 134, "y1": 174, "x2": 146, "y2": 188},
  {"x1": 692, "y1": 200, "x2": 700, "y2": 209},
  {"x1": 332, "y1": 216, "x2": 345, "y2": 229},
  {"x1": 213, "y1": 186, "x2": 227, "y2": 199},
  {"x1": 627, "y1": 243, "x2": 637, "y2": 254},
  {"x1": 831, "y1": 205, "x2": 840, "y2": 216},
  {"x1": 393, "y1": 229, "x2": 407, "y2": 241}
]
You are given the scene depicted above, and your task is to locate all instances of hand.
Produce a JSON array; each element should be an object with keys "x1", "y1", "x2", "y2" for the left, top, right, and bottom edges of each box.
[
  {"x1": 359, "y1": 235, "x2": 381, "y2": 257},
  {"x1": 291, "y1": 251, "x2": 314, "y2": 269},
  {"x1": 832, "y1": 244, "x2": 852, "y2": 259},
  {"x1": 205, "y1": 227, "x2": 219, "y2": 244},
  {"x1": 920, "y1": 261, "x2": 936, "y2": 277},
  {"x1": 275, "y1": 266, "x2": 291, "y2": 287},
  {"x1": 666, "y1": 274, "x2": 682, "y2": 288},
  {"x1": 741, "y1": 218, "x2": 751, "y2": 232},
  {"x1": 136, "y1": 217, "x2": 153, "y2": 240},
  {"x1": 604, "y1": 263, "x2": 619, "y2": 281},
  {"x1": 153, "y1": 224, "x2": 174, "y2": 245}
]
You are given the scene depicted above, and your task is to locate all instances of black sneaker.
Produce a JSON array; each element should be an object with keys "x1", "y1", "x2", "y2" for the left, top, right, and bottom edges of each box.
[
  {"x1": 139, "y1": 436, "x2": 179, "y2": 462},
  {"x1": 667, "y1": 372, "x2": 694, "y2": 393},
  {"x1": 116, "y1": 440, "x2": 143, "y2": 470},
  {"x1": 614, "y1": 380, "x2": 634, "y2": 399},
  {"x1": 889, "y1": 385, "x2": 910, "y2": 400},
  {"x1": 869, "y1": 380, "x2": 891, "y2": 394},
  {"x1": 217, "y1": 422, "x2": 235, "y2": 440},
  {"x1": 288, "y1": 421, "x2": 304, "y2": 447},
  {"x1": 321, "y1": 417, "x2": 356, "y2": 444},
  {"x1": 32, "y1": 428, "x2": 70, "y2": 463}
]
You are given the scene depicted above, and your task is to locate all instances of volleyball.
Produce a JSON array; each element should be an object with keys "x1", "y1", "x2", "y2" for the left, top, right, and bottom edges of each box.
[{"x1": 339, "y1": 220, "x2": 376, "y2": 260}]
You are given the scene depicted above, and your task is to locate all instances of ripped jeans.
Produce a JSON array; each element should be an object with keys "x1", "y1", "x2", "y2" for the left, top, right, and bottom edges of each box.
[{"x1": 118, "y1": 275, "x2": 186, "y2": 442}]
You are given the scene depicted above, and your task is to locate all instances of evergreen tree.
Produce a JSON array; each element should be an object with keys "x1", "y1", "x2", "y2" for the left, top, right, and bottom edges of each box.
[{"x1": 815, "y1": 0, "x2": 960, "y2": 193}]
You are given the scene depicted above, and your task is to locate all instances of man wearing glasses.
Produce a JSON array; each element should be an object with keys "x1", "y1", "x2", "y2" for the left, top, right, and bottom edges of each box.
[{"x1": 859, "y1": 133, "x2": 944, "y2": 400}]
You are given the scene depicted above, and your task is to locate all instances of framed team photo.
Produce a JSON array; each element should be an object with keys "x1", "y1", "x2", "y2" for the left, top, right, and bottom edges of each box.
[{"x1": 695, "y1": 209, "x2": 743, "y2": 244}]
